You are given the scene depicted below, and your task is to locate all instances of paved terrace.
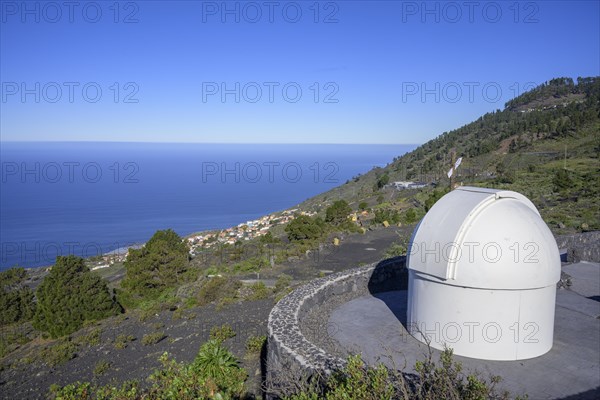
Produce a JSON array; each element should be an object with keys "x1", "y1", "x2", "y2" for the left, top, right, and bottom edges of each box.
[{"x1": 329, "y1": 261, "x2": 600, "y2": 399}]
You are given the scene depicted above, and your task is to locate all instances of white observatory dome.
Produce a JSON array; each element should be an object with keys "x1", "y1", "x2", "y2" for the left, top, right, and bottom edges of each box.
[{"x1": 407, "y1": 187, "x2": 560, "y2": 360}]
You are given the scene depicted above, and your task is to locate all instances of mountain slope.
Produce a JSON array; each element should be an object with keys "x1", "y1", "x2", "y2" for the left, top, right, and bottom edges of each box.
[{"x1": 298, "y1": 77, "x2": 600, "y2": 235}]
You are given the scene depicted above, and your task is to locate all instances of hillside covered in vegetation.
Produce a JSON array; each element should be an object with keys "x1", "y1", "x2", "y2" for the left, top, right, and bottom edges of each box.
[{"x1": 299, "y1": 76, "x2": 600, "y2": 235}]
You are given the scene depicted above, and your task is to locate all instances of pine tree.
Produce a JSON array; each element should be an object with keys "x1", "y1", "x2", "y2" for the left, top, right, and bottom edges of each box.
[
  {"x1": 0, "y1": 267, "x2": 36, "y2": 326},
  {"x1": 121, "y1": 229, "x2": 190, "y2": 299},
  {"x1": 33, "y1": 256, "x2": 121, "y2": 338},
  {"x1": 325, "y1": 200, "x2": 353, "y2": 225}
]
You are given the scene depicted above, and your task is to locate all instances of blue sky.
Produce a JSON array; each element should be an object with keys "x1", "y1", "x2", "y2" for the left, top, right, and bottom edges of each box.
[{"x1": 1, "y1": 0, "x2": 598, "y2": 144}]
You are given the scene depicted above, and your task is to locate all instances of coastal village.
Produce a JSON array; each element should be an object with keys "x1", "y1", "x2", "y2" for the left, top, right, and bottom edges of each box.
[
  {"x1": 92, "y1": 180, "x2": 430, "y2": 269},
  {"x1": 185, "y1": 209, "x2": 316, "y2": 254}
]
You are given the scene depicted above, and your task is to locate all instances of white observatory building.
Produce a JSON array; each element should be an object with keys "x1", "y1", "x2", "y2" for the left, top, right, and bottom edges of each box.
[{"x1": 407, "y1": 187, "x2": 560, "y2": 360}]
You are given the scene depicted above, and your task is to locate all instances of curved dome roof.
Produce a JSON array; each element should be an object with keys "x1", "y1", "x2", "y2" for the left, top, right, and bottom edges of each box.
[{"x1": 407, "y1": 187, "x2": 560, "y2": 290}]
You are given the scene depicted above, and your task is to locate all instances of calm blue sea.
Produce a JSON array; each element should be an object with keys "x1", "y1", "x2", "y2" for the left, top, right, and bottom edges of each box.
[{"x1": 0, "y1": 142, "x2": 416, "y2": 270}]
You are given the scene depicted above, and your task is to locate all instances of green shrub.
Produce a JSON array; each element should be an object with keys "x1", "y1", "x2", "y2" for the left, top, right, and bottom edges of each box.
[
  {"x1": 197, "y1": 276, "x2": 241, "y2": 306},
  {"x1": 358, "y1": 201, "x2": 368, "y2": 211},
  {"x1": 0, "y1": 267, "x2": 36, "y2": 326},
  {"x1": 0, "y1": 327, "x2": 31, "y2": 358},
  {"x1": 93, "y1": 360, "x2": 111, "y2": 376},
  {"x1": 287, "y1": 349, "x2": 511, "y2": 400},
  {"x1": 232, "y1": 256, "x2": 268, "y2": 273},
  {"x1": 373, "y1": 209, "x2": 400, "y2": 224},
  {"x1": 114, "y1": 334, "x2": 135, "y2": 349},
  {"x1": 247, "y1": 281, "x2": 271, "y2": 300},
  {"x1": 275, "y1": 274, "x2": 292, "y2": 293},
  {"x1": 191, "y1": 339, "x2": 247, "y2": 396},
  {"x1": 245, "y1": 335, "x2": 266, "y2": 355},
  {"x1": 210, "y1": 324, "x2": 236, "y2": 342},
  {"x1": 375, "y1": 174, "x2": 390, "y2": 190},
  {"x1": 49, "y1": 381, "x2": 94, "y2": 399},
  {"x1": 49, "y1": 341, "x2": 248, "y2": 399},
  {"x1": 121, "y1": 229, "x2": 191, "y2": 300},
  {"x1": 384, "y1": 243, "x2": 407, "y2": 258},
  {"x1": 150, "y1": 342, "x2": 247, "y2": 399},
  {"x1": 553, "y1": 168, "x2": 574, "y2": 191},
  {"x1": 41, "y1": 339, "x2": 77, "y2": 366},
  {"x1": 413, "y1": 348, "x2": 505, "y2": 400},
  {"x1": 50, "y1": 380, "x2": 140, "y2": 399},
  {"x1": 75, "y1": 327, "x2": 102, "y2": 347},
  {"x1": 216, "y1": 296, "x2": 238, "y2": 311},
  {"x1": 33, "y1": 256, "x2": 121, "y2": 338},
  {"x1": 285, "y1": 215, "x2": 326, "y2": 242},
  {"x1": 325, "y1": 200, "x2": 353, "y2": 225},
  {"x1": 402, "y1": 208, "x2": 417, "y2": 224},
  {"x1": 141, "y1": 331, "x2": 166, "y2": 346}
]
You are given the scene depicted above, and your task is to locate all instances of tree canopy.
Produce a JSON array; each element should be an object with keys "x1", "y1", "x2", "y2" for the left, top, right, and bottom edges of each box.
[
  {"x1": 325, "y1": 200, "x2": 352, "y2": 225},
  {"x1": 33, "y1": 256, "x2": 121, "y2": 338},
  {"x1": 0, "y1": 267, "x2": 35, "y2": 326},
  {"x1": 285, "y1": 215, "x2": 326, "y2": 242},
  {"x1": 121, "y1": 229, "x2": 190, "y2": 299}
]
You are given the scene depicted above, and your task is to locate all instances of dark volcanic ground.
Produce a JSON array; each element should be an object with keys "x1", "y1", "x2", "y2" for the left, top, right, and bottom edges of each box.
[
  {"x1": 0, "y1": 225, "x2": 409, "y2": 399},
  {"x1": 0, "y1": 299, "x2": 273, "y2": 399}
]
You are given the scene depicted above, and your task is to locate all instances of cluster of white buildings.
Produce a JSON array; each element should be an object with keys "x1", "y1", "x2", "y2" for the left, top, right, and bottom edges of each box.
[
  {"x1": 186, "y1": 209, "x2": 316, "y2": 253},
  {"x1": 388, "y1": 181, "x2": 429, "y2": 190}
]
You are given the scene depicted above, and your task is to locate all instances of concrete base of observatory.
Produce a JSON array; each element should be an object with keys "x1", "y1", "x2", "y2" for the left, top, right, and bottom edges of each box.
[{"x1": 328, "y1": 262, "x2": 600, "y2": 400}]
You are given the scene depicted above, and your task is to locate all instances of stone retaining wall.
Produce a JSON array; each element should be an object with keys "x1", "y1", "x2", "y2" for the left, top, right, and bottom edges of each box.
[
  {"x1": 556, "y1": 231, "x2": 600, "y2": 263},
  {"x1": 265, "y1": 256, "x2": 406, "y2": 399}
]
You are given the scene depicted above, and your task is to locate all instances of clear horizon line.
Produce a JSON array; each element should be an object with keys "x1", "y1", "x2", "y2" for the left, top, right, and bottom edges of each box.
[{"x1": 1, "y1": 140, "x2": 421, "y2": 146}]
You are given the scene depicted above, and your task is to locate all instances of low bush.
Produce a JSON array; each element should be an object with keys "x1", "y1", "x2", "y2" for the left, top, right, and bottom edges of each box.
[
  {"x1": 50, "y1": 340, "x2": 248, "y2": 399},
  {"x1": 114, "y1": 334, "x2": 135, "y2": 350},
  {"x1": 384, "y1": 243, "x2": 407, "y2": 258},
  {"x1": 247, "y1": 281, "x2": 271, "y2": 300},
  {"x1": 74, "y1": 327, "x2": 102, "y2": 347},
  {"x1": 373, "y1": 209, "x2": 400, "y2": 225},
  {"x1": 141, "y1": 332, "x2": 166, "y2": 346},
  {"x1": 41, "y1": 339, "x2": 77, "y2": 367},
  {"x1": 210, "y1": 324, "x2": 236, "y2": 343},
  {"x1": 93, "y1": 360, "x2": 111, "y2": 376},
  {"x1": 274, "y1": 274, "x2": 292, "y2": 293},
  {"x1": 197, "y1": 277, "x2": 241, "y2": 306},
  {"x1": 245, "y1": 335, "x2": 266, "y2": 355},
  {"x1": 0, "y1": 326, "x2": 31, "y2": 358},
  {"x1": 284, "y1": 349, "x2": 514, "y2": 400}
]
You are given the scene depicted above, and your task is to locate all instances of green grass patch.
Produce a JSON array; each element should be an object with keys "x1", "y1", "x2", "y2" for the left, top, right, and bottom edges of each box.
[
  {"x1": 141, "y1": 332, "x2": 166, "y2": 346},
  {"x1": 210, "y1": 324, "x2": 236, "y2": 343}
]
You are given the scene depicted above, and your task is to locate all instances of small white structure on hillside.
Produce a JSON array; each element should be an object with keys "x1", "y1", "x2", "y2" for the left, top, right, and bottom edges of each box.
[{"x1": 407, "y1": 187, "x2": 560, "y2": 360}]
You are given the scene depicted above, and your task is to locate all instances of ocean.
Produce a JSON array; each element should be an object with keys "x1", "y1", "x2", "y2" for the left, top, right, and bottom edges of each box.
[{"x1": 0, "y1": 142, "x2": 416, "y2": 270}]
